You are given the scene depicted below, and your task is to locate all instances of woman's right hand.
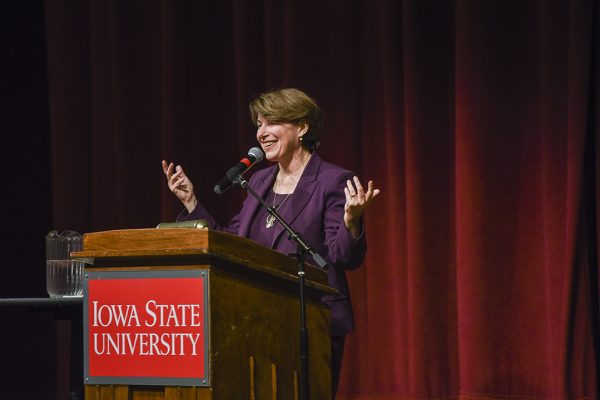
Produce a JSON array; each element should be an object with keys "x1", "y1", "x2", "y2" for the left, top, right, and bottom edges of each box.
[{"x1": 161, "y1": 160, "x2": 198, "y2": 213}]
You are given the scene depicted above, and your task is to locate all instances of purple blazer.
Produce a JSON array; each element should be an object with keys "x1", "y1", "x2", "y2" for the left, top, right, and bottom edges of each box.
[{"x1": 179, "y1": 153, "x2": 366, "y2": 336}]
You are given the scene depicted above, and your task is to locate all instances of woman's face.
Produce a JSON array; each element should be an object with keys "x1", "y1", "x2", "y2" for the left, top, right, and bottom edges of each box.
[{"x1": 256, "y1": 114, "x2": 306, "y2": 163}]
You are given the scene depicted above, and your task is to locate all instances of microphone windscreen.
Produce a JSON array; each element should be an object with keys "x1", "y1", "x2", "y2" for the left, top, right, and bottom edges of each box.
[{"x1": 248, "y1": 147, "x2": 264, "y2": 162}]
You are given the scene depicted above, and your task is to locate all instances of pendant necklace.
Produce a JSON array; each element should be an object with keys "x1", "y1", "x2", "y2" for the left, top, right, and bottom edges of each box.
[
  {"x1": 266, "y1": 189, "x2": 292, "y2": 229},
  {"x1": 266, "y1": 157, "x2": 308, "y2": 229}
]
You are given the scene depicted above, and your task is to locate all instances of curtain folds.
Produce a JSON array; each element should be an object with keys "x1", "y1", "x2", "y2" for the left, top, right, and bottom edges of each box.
[{"x1": 45, "y1": 1, "x2": 599, "y2": 398}]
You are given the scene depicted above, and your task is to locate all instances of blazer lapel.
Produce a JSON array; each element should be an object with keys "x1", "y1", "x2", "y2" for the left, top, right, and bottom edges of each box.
[
  {"x1": 270, "y1": 154, "x2": 322, "y2": 248},
  {"x1": 238, "y1": 165, "x2": 277, "y2": 238}
]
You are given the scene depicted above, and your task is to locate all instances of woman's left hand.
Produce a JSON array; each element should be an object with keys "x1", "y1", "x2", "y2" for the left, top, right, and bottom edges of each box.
[{"x1": 344, "y1": 176, "x2": 381, "y2": 238}]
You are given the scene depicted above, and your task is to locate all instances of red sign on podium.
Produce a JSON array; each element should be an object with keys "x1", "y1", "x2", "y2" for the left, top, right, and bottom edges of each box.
[{"x1": 83, "y1": 269, "x2": 209, "y2": 386}]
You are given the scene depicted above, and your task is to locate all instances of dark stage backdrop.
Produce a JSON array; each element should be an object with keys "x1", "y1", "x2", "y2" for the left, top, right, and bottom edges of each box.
[
  {"x1": 0, "y1": 2, "x2": 58, "y2": 400},
  {"x1": 4, "y1": 0, "x2": 598, "y2": 399}
]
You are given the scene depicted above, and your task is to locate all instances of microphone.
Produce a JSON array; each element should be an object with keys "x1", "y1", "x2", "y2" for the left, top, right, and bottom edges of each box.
[{"x1": 214, "y1": 147, "x2": 264, "y2": 194}]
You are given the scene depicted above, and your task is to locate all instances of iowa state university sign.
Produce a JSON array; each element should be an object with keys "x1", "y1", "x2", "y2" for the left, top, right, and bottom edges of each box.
[{"x1": 83, "y1": 269, "x2": 209, "y2": 386}]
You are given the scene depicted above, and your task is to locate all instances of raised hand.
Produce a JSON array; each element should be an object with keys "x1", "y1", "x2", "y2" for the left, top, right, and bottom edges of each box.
[
  {"x1": 343, "y1": 176, "x2": 381, "y2": 238},
  {"x1": 161, "y1": 160, "x2": 198, "y2": 213}
]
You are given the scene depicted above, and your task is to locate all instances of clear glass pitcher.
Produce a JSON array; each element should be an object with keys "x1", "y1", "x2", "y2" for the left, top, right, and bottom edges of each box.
[{"x1": 45, "y1": 230, "x2": 84, "y2": 298}]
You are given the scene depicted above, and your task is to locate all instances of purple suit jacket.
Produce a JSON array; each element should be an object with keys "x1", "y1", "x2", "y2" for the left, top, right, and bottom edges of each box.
[{"x1": 179, "y1": 153, "x2": 366, "y2": 336}]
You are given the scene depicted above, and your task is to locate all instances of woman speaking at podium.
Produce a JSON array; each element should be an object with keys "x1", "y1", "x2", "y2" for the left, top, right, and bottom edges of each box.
[{"x1": 162, "y1": 87, "x2": 380, "y2": 397}]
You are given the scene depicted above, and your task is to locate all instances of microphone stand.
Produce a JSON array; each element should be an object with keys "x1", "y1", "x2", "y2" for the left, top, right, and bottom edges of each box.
[{"x1": 236, "y1": 176, "x2": 328, "y2": 400}]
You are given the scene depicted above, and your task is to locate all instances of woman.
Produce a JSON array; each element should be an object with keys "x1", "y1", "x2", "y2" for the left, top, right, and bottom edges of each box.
[{"x1": 162, "y1": 88, "x2": 380, "y2": 397}]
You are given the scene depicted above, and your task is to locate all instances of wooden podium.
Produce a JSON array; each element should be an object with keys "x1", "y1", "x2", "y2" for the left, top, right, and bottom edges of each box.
[{"x1": 73, "y1": 228, "x2": 335, "y2": 400}]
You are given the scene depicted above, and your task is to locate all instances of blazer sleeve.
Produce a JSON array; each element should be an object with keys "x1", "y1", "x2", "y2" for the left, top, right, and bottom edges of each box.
[
  {"x1": 321, "y1": 169, "x2": 367, "y2": 270},
  {"x1": 174, "y1": 171, "x2": 265, "y2": 234}
]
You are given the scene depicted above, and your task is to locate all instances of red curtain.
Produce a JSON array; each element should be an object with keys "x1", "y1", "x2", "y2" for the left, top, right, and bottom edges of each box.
[{"x1": 45, "y1": 0, "x2": 599, "y2": 399}]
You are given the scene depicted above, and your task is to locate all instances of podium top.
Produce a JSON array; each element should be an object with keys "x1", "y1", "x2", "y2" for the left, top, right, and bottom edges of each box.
[{"x1": 72, "y1": 228, "x2": 335, "y2": 295}]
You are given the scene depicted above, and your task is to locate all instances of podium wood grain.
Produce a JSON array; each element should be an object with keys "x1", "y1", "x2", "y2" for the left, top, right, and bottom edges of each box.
[{"x1": 76, "y1": 229, "x2": 333, "y2": 400}]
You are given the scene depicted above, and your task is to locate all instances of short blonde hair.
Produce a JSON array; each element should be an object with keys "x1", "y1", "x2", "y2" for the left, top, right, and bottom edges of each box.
[{"x1": 249, "y1": 88, "x2": 322, "y2": 152}]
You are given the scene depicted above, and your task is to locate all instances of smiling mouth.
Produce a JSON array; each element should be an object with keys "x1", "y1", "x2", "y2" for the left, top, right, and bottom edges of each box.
[{"x1": 262, "y1": 141, "x2": 276, "y2": 149}]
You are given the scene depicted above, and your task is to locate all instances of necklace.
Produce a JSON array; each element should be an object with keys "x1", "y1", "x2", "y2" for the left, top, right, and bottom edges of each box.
[
  {"x1": 266, "y1": 159, "x2": 308, "y2": 229},
  {"x1": 266, "y1": 190, "x2": 292, "y2": 229}
]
